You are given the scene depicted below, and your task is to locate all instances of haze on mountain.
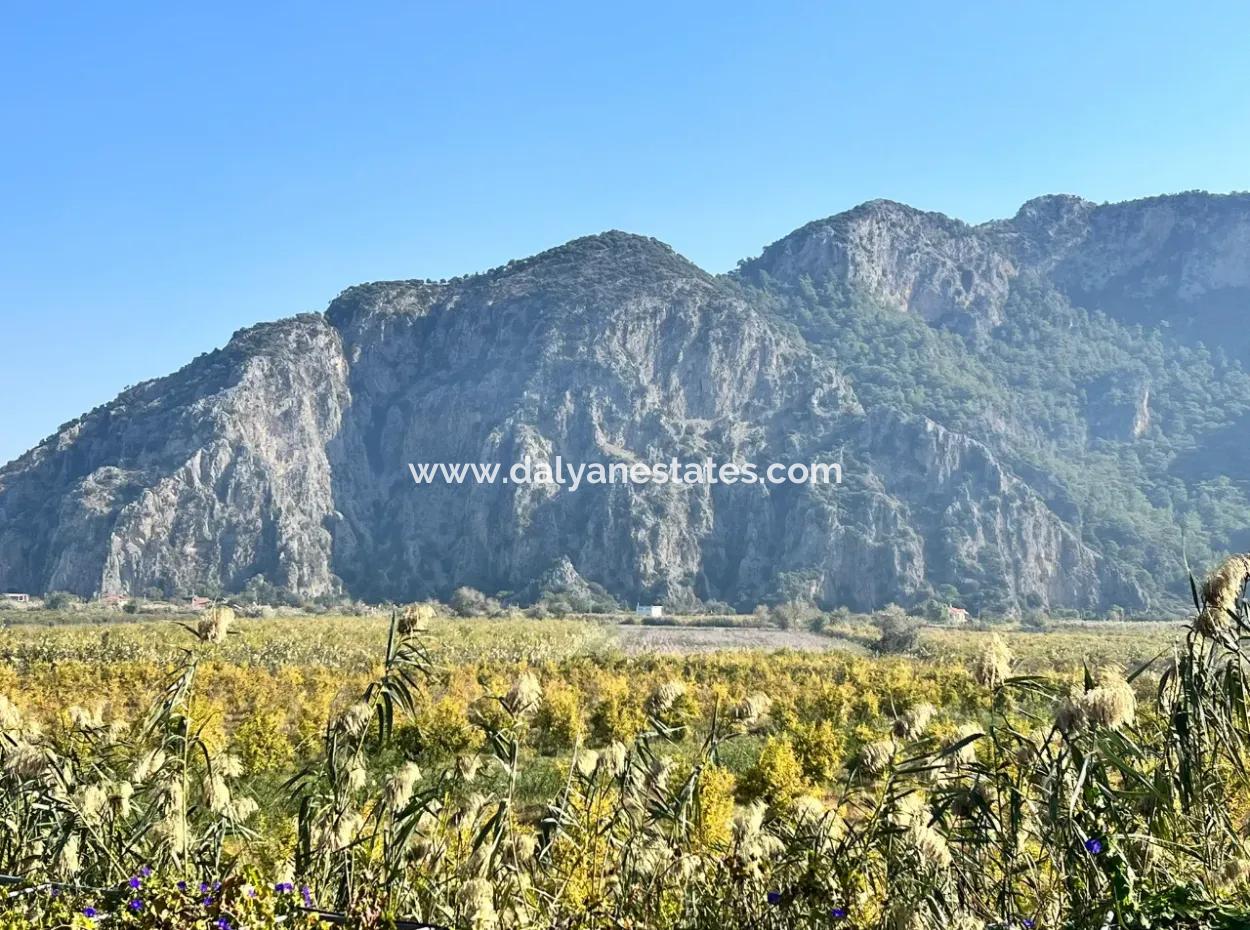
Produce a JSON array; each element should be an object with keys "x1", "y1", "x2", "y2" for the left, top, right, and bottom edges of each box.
[{"x1": 3, "y1": 190, "x2": 1249, "y2": 617}]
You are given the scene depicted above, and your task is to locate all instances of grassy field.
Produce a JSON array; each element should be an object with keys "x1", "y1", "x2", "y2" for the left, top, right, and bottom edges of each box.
[{"x1": 1, "y1": 608, "x2": 1244, "y2": 929}]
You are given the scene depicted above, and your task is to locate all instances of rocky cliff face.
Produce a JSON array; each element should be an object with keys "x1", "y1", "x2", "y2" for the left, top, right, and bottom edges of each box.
[
  {"x1": 3, "y1": 194, "x2": 1249, "y2": 613},
  {"x1": 0, "y1": 317, "x2": 350, "y2": 598},
  {"x1": 745, "y1": 200, "x2": 1018, "y2": 334},
  {"x1": 745, "y1": 191, "x2": 1250, "y2": 351}
]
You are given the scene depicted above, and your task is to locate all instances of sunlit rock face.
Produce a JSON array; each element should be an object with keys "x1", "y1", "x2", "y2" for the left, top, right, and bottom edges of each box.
[{"x1": 5, "y1": 193, "x2": 1250, "y2": 614}]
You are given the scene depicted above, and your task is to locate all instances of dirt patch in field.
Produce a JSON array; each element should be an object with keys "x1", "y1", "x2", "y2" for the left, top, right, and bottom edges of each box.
[{"x1": 611, "y1": 624, "x2": 865, "y2": 655}]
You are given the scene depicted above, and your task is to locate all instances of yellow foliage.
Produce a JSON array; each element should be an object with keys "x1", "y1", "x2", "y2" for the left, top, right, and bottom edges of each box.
[
  {"x1": 741, "y1": 736, "x2": 807, "y2": 810},
  {"x1": 791, "y1": 719, "x2": 846, "y2": 783},
  {"x1": 233, "y1": 711, "x2": 296, "y2": 775},
  {"x1": 691, "y1": 764, "x2": 736, "y2": 851},
  {"x1": 589, "y1": 679, "x2": 645, "y2": 745},
  {"x1": 533, "y1": 683, "x2": 586, "y2": 754}
]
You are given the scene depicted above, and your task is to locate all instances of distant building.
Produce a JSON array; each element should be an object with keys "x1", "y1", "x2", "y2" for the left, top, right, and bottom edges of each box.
[
  {"x1": 100, "y1": 593, "x2": 128, "y2": 606},
  {"x1": 946, "y1": 605, "x2": 969, "y2": 625},
  {"x1": 190, "y1": 596, "x2": 212, "y2": 609},
  {"x1": 2, "y1": 593, "x2": 30, "y2": 603},
  {"x1": 635, "y1": 604, "x2": 664, "y2": 619}
]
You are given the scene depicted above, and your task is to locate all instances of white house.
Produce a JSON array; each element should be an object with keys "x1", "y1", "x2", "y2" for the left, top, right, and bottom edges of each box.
[{"x1": 635, "y1": 604, "x2": 664, "y2": 619}]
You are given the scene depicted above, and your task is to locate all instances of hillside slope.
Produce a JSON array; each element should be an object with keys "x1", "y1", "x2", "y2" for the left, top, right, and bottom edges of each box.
[{"x1": 4, "y1": 194, "x2": 1249, "y2": 613}]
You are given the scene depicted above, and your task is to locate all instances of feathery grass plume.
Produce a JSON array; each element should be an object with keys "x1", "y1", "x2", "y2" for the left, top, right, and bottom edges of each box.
[
  {"x1": 859, "y1": 738, "x2": 896, "y2": 775},
  {"x1": 1223, "y1": 858, "x2": 1250, "y2": 887},
  {"x1": 397, "y1": 601, "x2": 437, "y2": 634},
  {"x1": 893, "y1": 701, "x2": 936, "y2": 740},
  {"x1": 336, "y1": 701, "x2": 373, "y2": 740},
  {"x1": 458, "y1": 877, "x2": 498, "y2": 928},
  {"x1": 731, "y1": 800, "x2": 784, "y2": 876},
  {"x1": 973, "y1": 634, "x2": 1012, "y2": 689},
  {"x1": 793, "y1": 795, "x2": 845, "y2": 845},
  {"x1": 3, "y1": 743, "x2": 46, "y2": 780},
  {"x1": 205, "y1": 773, "x2": 231, "y2": 814},
  {"x1": 108, "y1": 780, "x2": 134, "y2": 818},
  {"x1": 885, "y1": 901, "x2": 921, "y2": 930},
  {"x1": 889, "y1": 791, "x2": 928, "y2": 827},
  {"x1": 647, "y1": 679, "x2": 687, "y2": 716},
  {"x1": 1195, "y1": 553, "x2": 1250, "y2": 637},
  {"x1": 75, "y1": 784, "x2": 107, "y2": 824},
  {"x1": 908, "y1": 820, "x2": 953, "y2": 870},
  {"x1": 675, "y1": 852, "x2": 702, "y2": 881},
  {"x1": 159, "y1": 779, "x2": 184, "y2": 817},
  {"x1": 384, "y1": 760, "x2": 421, "y2": 812},
  {"x1": 1013, "y1": 728, "x2": 1044, "y2": 766},
  {"x1": 632, "y1": 839, "x2": 673, "y2": 877},
  {"x1": 0, "y1": 694, "x2": 21, "y2": 731},
  {"x1": 734, "y1": 691, "x2": 774, "y2": 728},
  {"x1": 1079, "y1": 665, "x2": 1137, "y2": 730},
  {"x1": 227, "y1": 796, "x2": 259, "y2": 821},
  {"x1": 334, "y1": 810, "x2": 364, "y2": 849},
  {"x1": 196, "y1": 604, "x2": 235, "y2": 643},
  {"x1": 131, "y1": 748, "x2": 166, "y2": 783},
  {"x1": 648, "y1": 754, "x2": 675, "y2": 793},
  {"x1": 601, "y1": 740, "x2": 628, "y2": 777},
  {"x1": 1054, "y1": 684, "x2": 1088, "y2": 733},
  {"x1": 157, "y1": 812, "x2": 187, "y2": 857},
  {"x1": 216, "y1": 752, "x2": 243, "y2": 778},
  {"x1": 459, "y1": 792, "x2": 489, "y2": 828},
  {"x1": 944, "y1": 723, "x2": 982, "y2": 769},
  {"x1": 732, "y1": 799, "x2": 766, "y2": 844},
  {"x1": 456, "y1": 754, "x2": 482, "y2": 782},
  {"x1": 503, "y1": 671, "x2": 542, "y2": 716},
  {"x1": 57, "y1": 834, "x2": 81, "y2": 877},
  {"x1": 509, "y1": 831, "x2": 538, "y2": 863},
  {"x1": 573, "y1": 748, "x2": 599, "y2": 779}
]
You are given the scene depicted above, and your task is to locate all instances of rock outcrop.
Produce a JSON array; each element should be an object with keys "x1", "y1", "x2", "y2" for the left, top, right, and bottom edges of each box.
[{"x1": 4, "y1": 194, "x2": 1250, "y2": 613}]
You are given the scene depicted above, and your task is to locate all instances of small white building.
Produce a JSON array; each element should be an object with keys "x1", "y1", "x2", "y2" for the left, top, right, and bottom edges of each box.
[{"x1": 635, "y1": 603, "x2": 664, "y2": 619}]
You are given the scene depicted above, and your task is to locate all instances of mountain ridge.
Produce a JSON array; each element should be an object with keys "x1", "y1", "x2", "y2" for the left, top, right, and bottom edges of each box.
[{"x1": 3, "y1": 191, "x2": 1249, "y2": 614}]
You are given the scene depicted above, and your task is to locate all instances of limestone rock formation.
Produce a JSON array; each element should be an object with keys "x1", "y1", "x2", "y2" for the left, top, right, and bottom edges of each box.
[{"x1": 4, "y1": 194, "x2": 1250, "y2": 613}]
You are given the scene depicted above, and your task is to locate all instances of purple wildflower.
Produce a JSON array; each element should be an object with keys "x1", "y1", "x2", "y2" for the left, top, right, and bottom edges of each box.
[
  {"x1": 766, "y1": 890, "x2": 782, "y2": 905},
  {"x1": 300, "y1": 885, "x2": 314, "y2": 907},
  {"x1": 128, "y1": 899, "x2": 143, "y2": 912},
  {"x1": 831, "y1": 906, "x2": 849, "y2": 920},
  {"x1": 128, "y1": 876, "x2": 142, "y2": 889},
  {"x1": 82, "y1": 907, "x2": 97, "y2": 919},
  {"x1": 1084, "y1": 837, "x2": 1103, "y2": 855}
]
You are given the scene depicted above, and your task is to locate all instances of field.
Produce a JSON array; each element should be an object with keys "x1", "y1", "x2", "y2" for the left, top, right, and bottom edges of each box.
[{"x1": 1, "y1": 607, "x2": 1247, "y2": 929}]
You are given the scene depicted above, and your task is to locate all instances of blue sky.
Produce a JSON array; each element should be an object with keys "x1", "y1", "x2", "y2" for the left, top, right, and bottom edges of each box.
[{"x1": 2, "y1": 1, "x2": 1248, "y2": 465}]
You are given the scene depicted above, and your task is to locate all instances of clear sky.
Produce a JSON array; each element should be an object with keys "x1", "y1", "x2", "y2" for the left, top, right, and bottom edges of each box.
[{"x1": 2, "y1": 1, "x2": 1248, "y2": 465}]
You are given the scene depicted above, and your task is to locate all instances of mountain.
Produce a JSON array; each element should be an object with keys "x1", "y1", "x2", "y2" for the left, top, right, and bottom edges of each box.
[{"x1": 3, "y1": 193, "x2": 1250, "y2": 615}]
